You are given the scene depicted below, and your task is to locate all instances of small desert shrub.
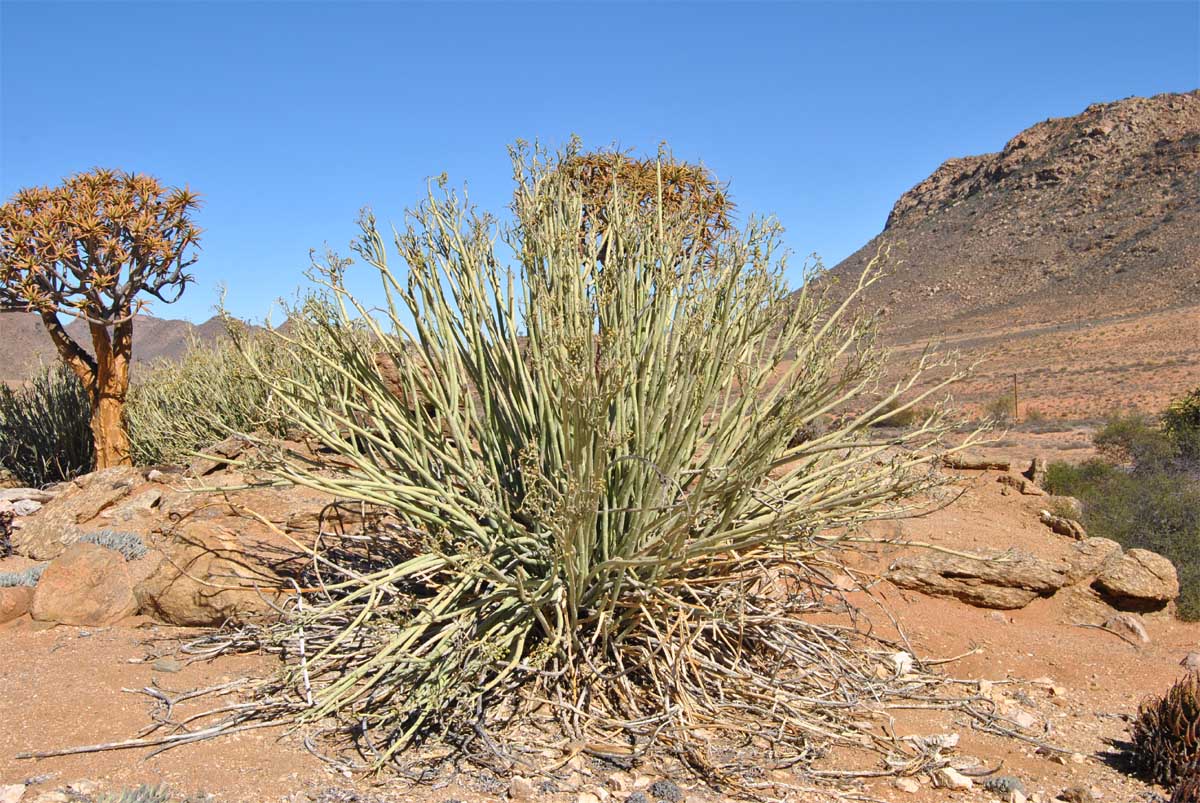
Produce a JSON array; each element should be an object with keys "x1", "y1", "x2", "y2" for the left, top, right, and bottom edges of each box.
[
  {"x1": 80, "y1": 530, "x2": 147, "y2": 561},
  {"x1": 1130, "y1": 673, "x2": 1200, "y2": 785},
  {"x1": 0, "y1": 563, "x2": 47, "y2": 587},
  {"x1": 0, "y1": 363, "x2": 94, "y2": 486},
  {"x1": 230, "y1": 144, "x2": 980, "y2": 780},
  {"x1": 869, "y1": 397, "x2": 925, "y2": 428},
  {"x1": 1164, "y1": 387, "x2": 1200, "y2": 463},
  {"x1": 97, "y1": 786, "x2": 173, "y2": 803},
  {"x1": 984, "y1": 394, "x2": 1014, "y2": 425}
]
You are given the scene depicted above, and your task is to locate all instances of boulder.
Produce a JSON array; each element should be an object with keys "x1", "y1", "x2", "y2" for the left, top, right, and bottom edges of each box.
[
  {"x1": 0, "y1": 585, "x2": 34, "y2": 624},
  {"x1": 943, "y1": 453, "x2": 1011, "y2": 471},
  {"x1": 1093, "y1": 548, "x2": 1179, "y2": 611},
  {"x1": 887, "y1": 551, "x2": 1070, "y2": 609},
  {"x1": 134, "y1": 522, "x2": 283, "y2": 626},
  {"x1": 31, "y1": 542, "x2": 138, "y2": 626},
  {"x1": 11, "y1": 467, "x2": 141, "y2": 560},
  {"x1": 1039, "y1": 509, "x2": 1087, "y2": 540},
  {"x1": 1064, "y1": 538, "x2": 1123, "y2": 585},
  {"x1": 1046, "y1": 495, "x2": 1084, "y2": 519}
]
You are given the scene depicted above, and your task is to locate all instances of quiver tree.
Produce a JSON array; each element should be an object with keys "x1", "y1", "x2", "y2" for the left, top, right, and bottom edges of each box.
[
  {"x1": 0, "y1": 169, "x2": 201, "y2": 468},
  {"x1": 544, "y1": 144, "x2": 732, "y2": 262}
]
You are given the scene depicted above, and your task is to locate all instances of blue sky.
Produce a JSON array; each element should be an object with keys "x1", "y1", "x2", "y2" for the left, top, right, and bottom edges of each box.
[{"x1": 2, "y1": 1, "x2": 1197, "y2": 323}]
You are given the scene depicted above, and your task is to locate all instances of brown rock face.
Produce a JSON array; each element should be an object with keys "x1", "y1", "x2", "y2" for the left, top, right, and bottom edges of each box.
[
  {"x1": 0, "y1": 586, "x2": 34, "y2": 624},
  {"x1": 1093, "y1": 548, "x2": 1179, "y2": 611},
  {"x1": 134, "y1": 522, "x2": 283, "y2": 626},
  {"x1": 11, "y1": 467, "x2": 140, "y2": 560},
  {"x1": 31, "y1": 543, "x2": 138, "y2": 626},
  {"x1": 887, "y1": 551, "x2": 1070, "y2": 609}
]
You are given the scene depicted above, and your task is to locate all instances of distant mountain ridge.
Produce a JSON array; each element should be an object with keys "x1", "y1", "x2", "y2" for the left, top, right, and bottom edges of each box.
[
  {"x1": 826, "y1": 90, "x2": 1200, "y2": 340},
  {"x1": 0, "y1": 312, "x2": 229, "y2": 384}
]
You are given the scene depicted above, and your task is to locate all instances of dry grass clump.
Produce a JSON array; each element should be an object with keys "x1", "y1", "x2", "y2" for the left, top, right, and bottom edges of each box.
[{"x1": 190, "y1": 143, "x2": 984, "y2": 787}]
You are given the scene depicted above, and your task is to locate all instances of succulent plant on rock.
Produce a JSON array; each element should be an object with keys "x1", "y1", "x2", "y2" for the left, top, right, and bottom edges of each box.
[{"x1": 1131, "y1": 672, "x2": 1200, "y2": 785}]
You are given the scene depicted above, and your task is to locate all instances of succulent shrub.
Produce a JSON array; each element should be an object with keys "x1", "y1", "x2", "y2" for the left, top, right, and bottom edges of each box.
[
  {"x1": 1171, "y1": 759, "x2": 1200, "y2": 803},
  {"x1": 234, "y1": 143, "x2": 978, "y2": 779},
  {"x1": 0, "y1": 563, "x2": 47, "y2": 588},
  {"x1": 125, "y1": 317, "x2": 351, "y2": 466},
  {"x1": 80, "y1": 529, "x2": 148, "y2": 560},
  {"x1": 1131, "y1": 672, "x2": 1200, "y2": 785},
  {"x1": 0, "y1": 362, "x2": 94, "y2": 486}
]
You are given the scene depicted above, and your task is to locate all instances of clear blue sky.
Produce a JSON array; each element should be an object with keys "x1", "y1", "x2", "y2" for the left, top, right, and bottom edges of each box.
[{"x1": 2, "y1": 1, "x2": 1197, "y2": 322}]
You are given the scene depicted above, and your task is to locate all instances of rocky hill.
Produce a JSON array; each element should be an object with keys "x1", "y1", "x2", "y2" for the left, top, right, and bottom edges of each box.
[
  {"x1": 830, "y1": 90, "x2": 1200, "y2": 340},
  {"x1": 824, "y1": 90, "x2": 1200, "y2": 417},
  {"x1": 0, "y1": 312, "x2": 228, "y2": 384}
]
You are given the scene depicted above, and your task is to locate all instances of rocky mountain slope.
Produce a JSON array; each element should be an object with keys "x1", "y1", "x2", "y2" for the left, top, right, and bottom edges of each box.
[
  {"x1": 0, "y1": 312, "x2": 228, "y2": 384},
  {"x1": 829, "y1": 90, "x2": 1199, "y2": 339},
  {"x1": 824, "y1": 90, "x2": 1200, "y2": 417}
]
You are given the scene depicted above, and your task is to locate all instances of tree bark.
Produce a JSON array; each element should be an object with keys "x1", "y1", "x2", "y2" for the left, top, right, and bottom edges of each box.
[{"x1": 88, "y1": 319, "x2": 133, "y2": 468}]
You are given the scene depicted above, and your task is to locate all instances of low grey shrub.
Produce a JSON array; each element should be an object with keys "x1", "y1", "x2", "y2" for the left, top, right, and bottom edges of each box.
[
  {"x1": 97, "y1": 786, "x2": 173, "y2": 803},
  {"x1": 0, "y1": 563, "x2": 47, "y2": 587},
  {"x1": 80, "y1": 530, "x2": 148, "y2": 561}
]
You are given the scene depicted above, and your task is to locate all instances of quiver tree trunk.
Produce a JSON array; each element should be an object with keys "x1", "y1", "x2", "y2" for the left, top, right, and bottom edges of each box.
[
  {"x1": 39, "y1": 310, "x2": 134, "y2": 469},
  {"x1": 87, "y1": 320, "x2": 132, "y2": 468}
]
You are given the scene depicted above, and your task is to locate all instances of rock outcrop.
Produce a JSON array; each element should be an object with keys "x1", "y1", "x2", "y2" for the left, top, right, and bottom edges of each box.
[
  {"x1": 887, "y1": 551, "x2": 1070, "y2": 609},
  {"x1": 11, "y1": 467, "x2": 140, "y2": 560},
  {"x1": 827, "y1": 91, "x2": 1200, "y2": 342},
  {"x1": 1093, "y1": 548, "x2": 1180, "y2": 612}
]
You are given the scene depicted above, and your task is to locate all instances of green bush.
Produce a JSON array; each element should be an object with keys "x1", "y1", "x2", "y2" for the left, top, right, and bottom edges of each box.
[
  {"x1": 1164, "y1": 387, "x2": 1200, "y2": 463},
  {"x1": 0, "y1": 363, "x2": 94, "y2": 486},
  {"x1": 1046, "y1": 392, "x2": 1200, "y2": 620},
  {"x1": 231, "y1": 145, "x2": 979, "y2": 779},
  {"x1": 1093, "y1": 411, "x2": 1177, "y2": 468}
]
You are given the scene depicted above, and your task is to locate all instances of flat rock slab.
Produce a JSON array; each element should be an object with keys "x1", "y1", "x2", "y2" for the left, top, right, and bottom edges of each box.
[
  {"x1": 888, "y1": 551, "x2": 1070, "y2": 609},
  {"x1": 0, "y1": 488, "x2": 56, "y2": 503}
]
